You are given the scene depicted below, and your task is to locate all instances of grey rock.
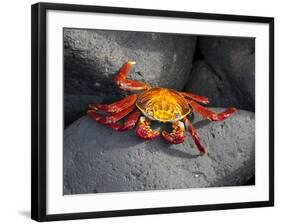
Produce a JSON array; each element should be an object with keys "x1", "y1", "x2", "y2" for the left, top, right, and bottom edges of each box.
[
  {"x1": 185, "y1": 60, "x2": 252, "y2": 111},
  {"x1": 199, "y1": 36, "x2": 255, "y2": 111},
  {"x1": 64, "y1": 28, "x2": 197, "y2": 126},
  {"x1": 64, "y1": 94, "x2": 104, "y2": 128},
  {"x1": 63, "y1": 108, "x2": 255, "y2": 195}
]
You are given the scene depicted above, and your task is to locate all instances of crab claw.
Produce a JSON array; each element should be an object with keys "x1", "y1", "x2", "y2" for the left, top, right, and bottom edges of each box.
[
  {"x1": 136, "y1": 116, "x2": 160, "y2": 140},
  {"x1": 162, "y1": 121, "x2": 186, "y2": 144}
]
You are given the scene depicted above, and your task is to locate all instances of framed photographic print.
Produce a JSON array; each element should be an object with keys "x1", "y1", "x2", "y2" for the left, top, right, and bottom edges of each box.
[{"x1": 31, "y1": 2, "x2": 274, "y2": 222}]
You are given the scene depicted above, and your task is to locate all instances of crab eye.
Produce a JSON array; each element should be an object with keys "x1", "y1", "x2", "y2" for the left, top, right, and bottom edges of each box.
[{"x1": 175, "y1": 113, "x2": 180, "y2": 118}]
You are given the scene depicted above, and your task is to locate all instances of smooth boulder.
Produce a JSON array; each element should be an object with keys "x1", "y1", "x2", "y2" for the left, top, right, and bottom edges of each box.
[
  {"x1": 185, "y1": 60, "x2": 252, "y2": 111},
  {"x1": 199, "y1": 36, "x2": 255, "y2": 111},
  {"x1": 63, "y1": 108, "x2": 255, "y2": 195}
]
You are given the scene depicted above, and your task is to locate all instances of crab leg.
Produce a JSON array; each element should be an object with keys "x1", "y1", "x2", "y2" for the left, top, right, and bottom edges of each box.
[
  {"x1": 87, "y1": 109, "x2": 104, "y2": 121},
  {"x1": 109, "y1": 110, "x2": 141, "y2": 131},
  {"x1": 115, "y1": 61, "x2": 151, "y2": 91},
  {"x1": 181, "y1": 92, "x2": 210, "y2": 104},
  {"x1": 88, "y1": 104, "x2": 136, "y2": 124},
  {"x1": 162, "y1": 121, "x2": 186, "y2": 144},
  {"x1": 108, "y1": 110, "x2": 141, "y2": 131},
  {"x1": 136, "y1": 116, "x2": 160, "y2": 140},
  {"x1": 88, "y1": 109, "x2": 141, "y2": 132},
  {"x1": 184, "y1": 117, "x2": 206, "y2": 155},
  {"x1": 188, "y1": 100, "x2": 237, "y2": 121},
  {"x1": 89, "y1": 94, "x2": 137, "y2": 113}
]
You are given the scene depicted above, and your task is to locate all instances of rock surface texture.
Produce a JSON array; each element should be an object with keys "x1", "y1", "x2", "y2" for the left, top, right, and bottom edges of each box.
[
  {"x1": 195, "y1": 36, "x2": 255, "y2": 111},
  {"x1": 185, "y1": 60, "x2": 251, "y2": 110},
  {"x1": 63, "y1": 109, "x2": 255, "y2": 195},
  {"x1": 64, "y1": 29, "x2": 197, "y2": 126}
]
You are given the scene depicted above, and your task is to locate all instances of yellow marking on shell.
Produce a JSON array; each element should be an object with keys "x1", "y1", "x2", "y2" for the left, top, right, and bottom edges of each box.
[
  {"x1": 147, "y1": 110, "x2": 154, "y2": 117},
  {"x1": 136, "y1": 88, "x2": 191, "y2": 122}
]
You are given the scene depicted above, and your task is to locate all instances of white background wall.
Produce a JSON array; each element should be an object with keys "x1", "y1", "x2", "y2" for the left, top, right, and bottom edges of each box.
[{"x1": 0, "y1": 0, "x2": 279, "y2": 223}]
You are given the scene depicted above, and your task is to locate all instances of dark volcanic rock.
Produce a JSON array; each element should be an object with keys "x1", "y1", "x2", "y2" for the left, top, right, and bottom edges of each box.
[
  {"x1": 185, "y1": 60, "x2": 252, "y2": 110},
  {"x1": 64, "y1": 94, "x2": 104, "y2": 130},
  {"x1": 63, "y1": 108, "x2": 255, "y2": 195},
  {"x1": 198, "y1": 36, "x2": 255, "y2": 111},
  {"x1": 64, "y1": 28, "x2": 197, "y2": 126}
]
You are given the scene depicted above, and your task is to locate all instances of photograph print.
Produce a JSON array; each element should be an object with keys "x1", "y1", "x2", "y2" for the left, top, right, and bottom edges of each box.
[{"x1": 63, "y1": 28, "x2": 255, "y2": 195}]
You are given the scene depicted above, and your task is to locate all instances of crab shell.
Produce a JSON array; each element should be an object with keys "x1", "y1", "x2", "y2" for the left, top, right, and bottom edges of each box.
[{"x1": 136, "y1": 88, "x2": 192, "y2": 123}]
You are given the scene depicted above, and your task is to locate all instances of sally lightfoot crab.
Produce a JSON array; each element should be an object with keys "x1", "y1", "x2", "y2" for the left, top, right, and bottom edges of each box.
[{"x1": 88, "y1": 61, "x2": 237, "y2": 155}]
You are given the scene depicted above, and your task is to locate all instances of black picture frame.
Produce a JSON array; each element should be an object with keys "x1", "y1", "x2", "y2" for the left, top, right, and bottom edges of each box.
[{"x1": 31, "y1": 2, "x2": 274, "y2": 222}]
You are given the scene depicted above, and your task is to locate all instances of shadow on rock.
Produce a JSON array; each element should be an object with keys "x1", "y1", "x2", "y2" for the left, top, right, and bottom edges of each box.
[{"x1": 149, "y1": 139, "x2": 200, "y2": 159}]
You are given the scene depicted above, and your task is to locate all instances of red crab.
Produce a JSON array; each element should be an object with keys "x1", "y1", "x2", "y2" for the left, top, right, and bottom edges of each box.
[{"x1": 88, "y1": 61, "x2": 237, "y2": 155}]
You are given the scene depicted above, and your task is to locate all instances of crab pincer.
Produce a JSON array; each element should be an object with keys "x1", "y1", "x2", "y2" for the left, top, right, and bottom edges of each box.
[
  {"x1": 162, "y1": 121, "x2": 186, "y2": 144},
  {"x1": 136, "y1": 116, "x2": 160, "y2": 140}
]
